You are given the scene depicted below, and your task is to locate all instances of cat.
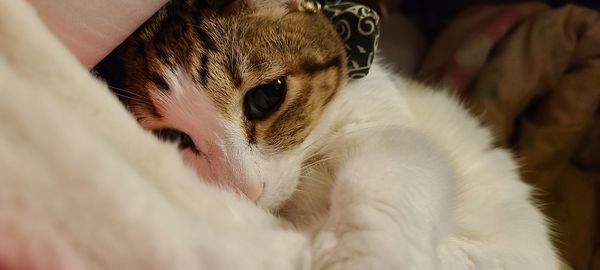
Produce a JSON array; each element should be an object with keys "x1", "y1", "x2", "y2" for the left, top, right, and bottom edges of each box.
[{"x1": 94, "y1": 0, "x2": 560, "y2": 268}]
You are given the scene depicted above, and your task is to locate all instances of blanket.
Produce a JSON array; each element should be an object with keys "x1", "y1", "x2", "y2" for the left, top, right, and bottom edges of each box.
[{"x1": 0, "y1": 0, "x2": 311, "y2": 269}]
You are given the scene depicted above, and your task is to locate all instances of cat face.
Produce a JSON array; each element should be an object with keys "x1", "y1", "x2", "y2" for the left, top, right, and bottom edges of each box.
[{"x1": 97, "y1": 0, "x2": 347, "y2": 210}]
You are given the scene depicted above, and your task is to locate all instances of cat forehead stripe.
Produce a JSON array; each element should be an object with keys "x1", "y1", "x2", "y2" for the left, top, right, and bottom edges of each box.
[{"x1": 301, "y1": 56, "x2": 343, "y2": 74}]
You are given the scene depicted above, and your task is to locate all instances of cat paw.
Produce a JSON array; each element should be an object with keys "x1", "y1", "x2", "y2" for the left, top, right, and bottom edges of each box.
[
  {"x1": 311, "y1": 229, "x2": 394, "y2": 270},
  {"x1": 310, "y1": 217, "x2": 437, "y2": 270}
]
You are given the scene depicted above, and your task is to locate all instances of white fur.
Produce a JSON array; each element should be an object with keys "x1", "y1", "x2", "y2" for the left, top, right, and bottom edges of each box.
[
  {"x1": 0, "y1": 0, "x2": 559, "y2": 269},
  {"x1": 300, "y1": 64, "x2": 560, "y2": 269},
  {"x1": 153, "y1": 68, "x2": 305, "y2": 205},
  {"x1": 151, "y1": 68, "x2": 267, "y2": 200}
]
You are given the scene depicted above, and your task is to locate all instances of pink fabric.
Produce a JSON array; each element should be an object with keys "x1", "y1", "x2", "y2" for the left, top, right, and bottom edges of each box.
[{"x1": 27, "y1": 0, "x2": 168, "y2": 69}]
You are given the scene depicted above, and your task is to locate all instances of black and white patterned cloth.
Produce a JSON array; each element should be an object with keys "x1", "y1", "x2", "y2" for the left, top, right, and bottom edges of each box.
[{"x1": 318, "y1": 0, "x2": 381, "y2": 79}]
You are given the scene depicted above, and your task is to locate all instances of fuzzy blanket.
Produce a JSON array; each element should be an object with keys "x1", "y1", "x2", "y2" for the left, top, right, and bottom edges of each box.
[{"x1": 0, "y1": 1, "x2": 311, "y2": 269}]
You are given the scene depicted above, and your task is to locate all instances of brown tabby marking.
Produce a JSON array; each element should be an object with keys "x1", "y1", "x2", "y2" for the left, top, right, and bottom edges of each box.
[{"x1": 95, "y1": 0, "x2": 347, "y2": 151}]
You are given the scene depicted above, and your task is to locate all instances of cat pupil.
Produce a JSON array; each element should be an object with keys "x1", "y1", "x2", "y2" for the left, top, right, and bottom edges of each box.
[{"x1": 244, "y1": 77, "x2": 286, "y2": 120}]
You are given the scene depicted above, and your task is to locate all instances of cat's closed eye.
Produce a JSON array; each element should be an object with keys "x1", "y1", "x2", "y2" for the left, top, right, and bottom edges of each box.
[
  {"x1": 244, "y1": 77, "x2": 287, "y2": 120},
  {"x1": 153, "y1": 128, "x2": 200, "y2": 154}
]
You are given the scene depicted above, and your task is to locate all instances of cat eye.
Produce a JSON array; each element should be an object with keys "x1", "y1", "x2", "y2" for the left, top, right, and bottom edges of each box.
[
  {"x1": 244, "y1": 77, "x2": 287, "y2": 120},
  {"x1": 152, "y1": 128, "x2": 200, "y2": 154}
]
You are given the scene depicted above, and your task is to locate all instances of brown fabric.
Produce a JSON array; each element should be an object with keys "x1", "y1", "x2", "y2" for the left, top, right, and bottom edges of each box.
[
  {"x1": 592, "y1": 247, "x2": 600, "y2": 269},
  {"x1": 356, "y1": 0, "x2": 402, "y2": 16},
  {"x1": 418, "y1": 4, "x2": 600, "y2": 269}
]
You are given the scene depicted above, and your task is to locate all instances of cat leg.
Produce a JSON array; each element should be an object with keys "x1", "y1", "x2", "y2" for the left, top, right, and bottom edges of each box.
[
  {"x1": 436, "y1": 196, "x2": 559, "y2": 269},
  {"x1": 433, "y1": 147, "x2": 560, "y2": 270},
  {"x1": 438, "y1": 232, "x2": 559, "y2": 270},
  {"x1": 311, "y1": 126, "x2": 456, "y2": 270},
  {"x1": 396, "y1": 80, "x2": 559, "y2": 270}
]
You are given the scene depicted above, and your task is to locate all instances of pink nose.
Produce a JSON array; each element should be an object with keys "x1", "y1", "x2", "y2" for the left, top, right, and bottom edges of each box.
[{"x1": 182, "y1": 150, "x2": 265, "y2": 203}]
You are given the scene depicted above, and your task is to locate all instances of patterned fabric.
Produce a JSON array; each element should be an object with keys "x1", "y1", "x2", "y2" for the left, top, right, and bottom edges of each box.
[{"x1": 318, "y1": 0, "x2": 381, "y2": 79}]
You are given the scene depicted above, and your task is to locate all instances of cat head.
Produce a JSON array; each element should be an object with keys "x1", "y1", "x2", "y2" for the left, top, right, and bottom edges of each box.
[{"x1": 97, "y1": 0, "x2": 347, "y2": 210}]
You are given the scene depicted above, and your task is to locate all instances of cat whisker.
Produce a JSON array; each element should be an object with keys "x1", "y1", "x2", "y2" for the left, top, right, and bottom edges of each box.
[
  {"x1": 111, "y1": 94, "x2": 156, "y2": 106},
  {"x1": 298, "y1": 175, "x2": 329, "y2": 186},
  {"x1": 299, "y1": 124, "x2": 395, "y2": 160},
  {"x1": 108, "y1": 86, "x2": 152, "y2": 100},
  {"x1": 111, "y1": 91, "x2": 150, "y2": 101},
  {"x1": 108, "y1": 87, "x2": 158, "y2": 106},
  {"x1": 300, "y1": 155, "x2": 340, "y2": 172}
]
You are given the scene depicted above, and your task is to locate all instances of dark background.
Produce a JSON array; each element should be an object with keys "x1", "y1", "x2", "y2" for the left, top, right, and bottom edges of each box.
[{"x1": 398, "y1": 0, "x2": 600, "y2": 39}]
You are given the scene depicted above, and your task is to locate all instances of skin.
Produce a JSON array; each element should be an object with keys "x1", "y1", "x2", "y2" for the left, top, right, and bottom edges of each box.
[{"x1": 26, "y1": 0, "x2": 168, "y2": 69}]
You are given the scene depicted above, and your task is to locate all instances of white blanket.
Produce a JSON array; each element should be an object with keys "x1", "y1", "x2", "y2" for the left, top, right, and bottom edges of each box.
[{"x1": 0, "y1": 1, "x2": 308, "y2": 269}]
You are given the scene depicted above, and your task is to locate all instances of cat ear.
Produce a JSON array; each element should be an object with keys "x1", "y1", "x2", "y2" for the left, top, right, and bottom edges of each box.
[
  {"x1": 214, "y1": 0, "x2": 310, "y2": 16},
  {"x1": 241, "y1": 0, "x2": 304, "y2": 12}
]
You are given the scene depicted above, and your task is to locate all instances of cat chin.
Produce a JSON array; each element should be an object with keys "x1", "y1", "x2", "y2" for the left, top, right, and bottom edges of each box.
[{"x1": 255, "y1": 151, "x2": 305, "y2": 211}]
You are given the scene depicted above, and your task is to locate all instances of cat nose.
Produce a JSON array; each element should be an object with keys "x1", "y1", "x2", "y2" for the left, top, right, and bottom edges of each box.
[{"x1": 243, "y1": 181, "x2": 264, "y2": 203}]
